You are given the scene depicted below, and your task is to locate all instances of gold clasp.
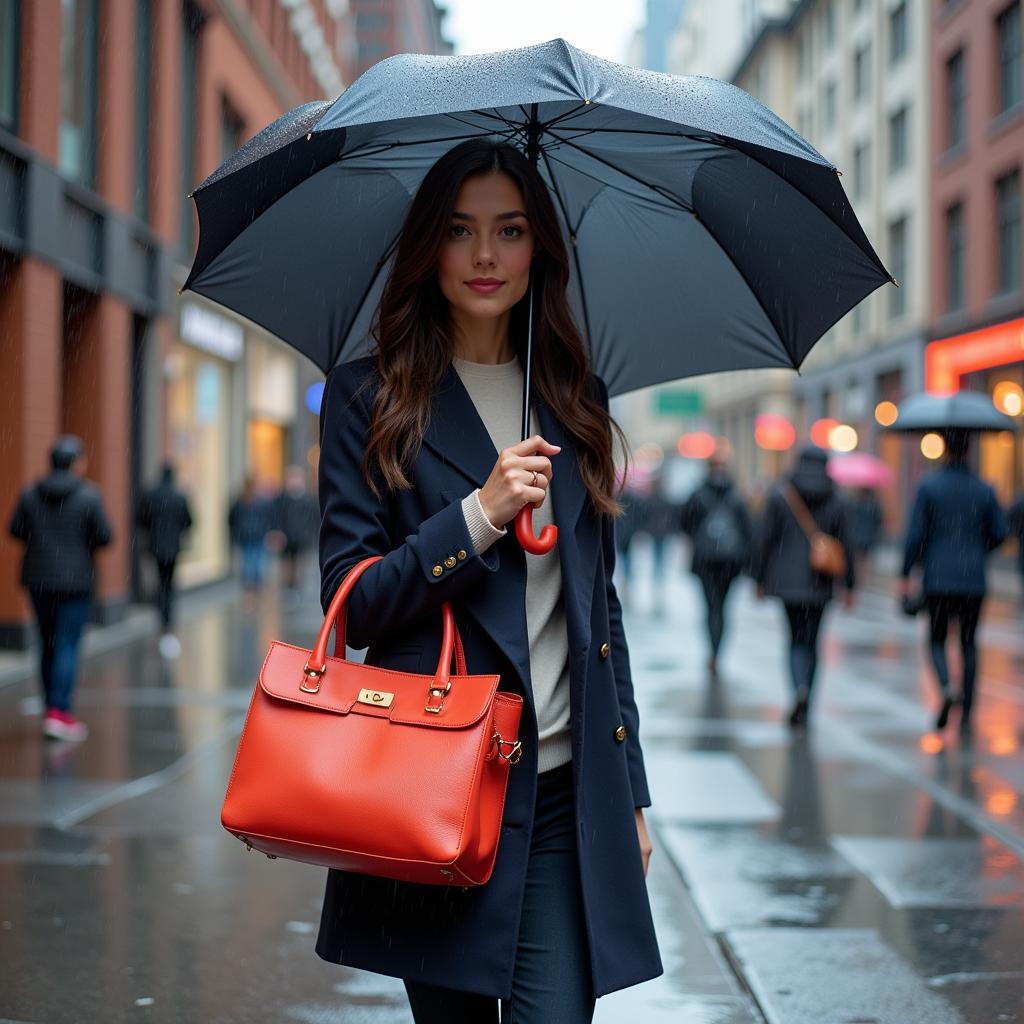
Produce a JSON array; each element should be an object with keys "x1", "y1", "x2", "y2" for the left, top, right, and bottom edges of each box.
[
  {"x1": 492, "y1": 732, "x2": 523, "y2": 765},
  {"x1": 425, "y1": 680, "x2": 451, "y2": 714},
  {"x1": 357, "y1": 687, "x2": 394, "y2": 708},
  {"x1": 299, "y1": 662, "x2": 325, "y2": 694}
]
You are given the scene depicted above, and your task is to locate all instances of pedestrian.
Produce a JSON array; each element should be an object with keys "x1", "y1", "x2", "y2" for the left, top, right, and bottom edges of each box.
[
  {"x1": 228, "y1": 477, "x2": 272, "y2": 604},
  {"x1": 315, "y1": 139, "x2": 660, "y2": 1021},
  {"x1": 681, "y1": 448, "x2": 753, "y2": 675},
  {"x1": 613, "y1": 481, "x2": 647, "y2": 606},
  {"x1": 897, "y1": 430, "x2": 1008, "y2": 732},
  {"x1": 752, "y1": 445, "x2": 856, "y2": 727},
  {"x1": 1009, "y1": 490, "x2": 1024, "y2": 607},
  {"x1": 643, "y1": 481, "x2": 677, "y2": 617},
  {"x1": 136, "y1": 462, "x2": 194, "y2": 658},
  {"x1": 267, "y1": 465, "x2": 320, "y2": 603},
  {"x1": 850, "y1": 486, "x2": 884, "y2": 578},
  {"x1": 7, "y1": 436, "x2": 113, "y2": 742}
]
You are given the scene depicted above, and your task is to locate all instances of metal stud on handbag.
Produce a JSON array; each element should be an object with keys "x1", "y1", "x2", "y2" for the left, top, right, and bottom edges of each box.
[{"x1": 221, "y1": 556, "x2": 524, "y2": 886}]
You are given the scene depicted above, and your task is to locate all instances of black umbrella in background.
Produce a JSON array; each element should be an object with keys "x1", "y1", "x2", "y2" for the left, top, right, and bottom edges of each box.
[
  {"x1": 889, "y1": 392, "x2": 1020, "y2": 433},
  {"x1": 183, "y1": 38, "x2": 892, "y2": 553}
]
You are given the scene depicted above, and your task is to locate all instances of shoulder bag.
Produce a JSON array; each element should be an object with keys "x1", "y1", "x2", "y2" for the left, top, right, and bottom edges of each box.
[{"x1": 783, "y1": 485, "x2": 847, "y2": 579}]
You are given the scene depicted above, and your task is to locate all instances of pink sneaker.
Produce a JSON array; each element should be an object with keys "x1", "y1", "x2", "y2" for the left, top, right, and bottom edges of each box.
[{"x1": 43, "y1": 709, "x2": 88, "y2": 742}]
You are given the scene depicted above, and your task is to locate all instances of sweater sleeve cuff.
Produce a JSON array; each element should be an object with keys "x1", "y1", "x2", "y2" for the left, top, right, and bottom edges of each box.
[{"x1": 461, "y1": 489, "x2": 506, "y2": 555}]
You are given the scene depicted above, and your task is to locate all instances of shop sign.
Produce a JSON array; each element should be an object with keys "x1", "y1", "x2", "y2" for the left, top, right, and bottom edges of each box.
[
  {"x1": 180, "y1": 303, "x2": 244, "y2": 362},
  {"x1": 655, "y1": 389, "x2": 703, "y2": 415},
  {"x1": 926, "y1": 317, "x2": 1024, "y2": 393}
]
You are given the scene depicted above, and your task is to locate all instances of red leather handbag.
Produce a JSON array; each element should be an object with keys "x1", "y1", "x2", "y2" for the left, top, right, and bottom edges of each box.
[{"x1": 221, "y1": 555, "x2": 524, "y2": 886}]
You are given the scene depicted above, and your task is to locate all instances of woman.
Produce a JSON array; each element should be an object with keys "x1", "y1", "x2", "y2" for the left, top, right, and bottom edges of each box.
[
  {"x1": 898, "y1": 430, "x2": 1007, "y2": 732},
  {"x1": 315, "y1": 140, "x2": 661, "y2": 1022},
  {"x1": 752, "y1": 445, "x2": 855, "y2": 727}
]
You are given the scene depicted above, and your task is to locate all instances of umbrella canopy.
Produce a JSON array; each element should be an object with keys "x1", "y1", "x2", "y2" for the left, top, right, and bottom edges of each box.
[
  {"x1": 183, "y1": 38, "x2": 891, "y2": 396},
  {"x1": 827, "y1": 452, "x2": 894, "y2": 489},
  {"x1": 889, "y1": 391, "x2": 1020, "y2": 433}
]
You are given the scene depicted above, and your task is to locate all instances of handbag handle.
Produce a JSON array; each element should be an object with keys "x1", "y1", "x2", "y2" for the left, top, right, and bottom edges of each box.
[{"x1": 304, "y1": 557, "x2": 467, "y2": 704}]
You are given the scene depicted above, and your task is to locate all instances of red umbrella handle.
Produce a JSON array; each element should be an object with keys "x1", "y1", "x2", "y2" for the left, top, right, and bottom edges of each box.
[{"x1": 515, "y1": 504, "x2": 558, "y2": 554}]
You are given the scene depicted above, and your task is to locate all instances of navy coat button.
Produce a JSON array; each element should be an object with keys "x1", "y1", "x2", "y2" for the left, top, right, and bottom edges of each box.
[
  {"x1": 432, "y1": 564, "x2": 443, "y2": 577},
  {"x1": 599, "y1": 642, "x2": 610, "y2": 659},
  {"x1": 457, "y1": 549, "x2": 467, "y2": 560},
  {"x1": 614, "y1": 725, "x2": 626, "y2": 742},
  {"x1": 444, "y1": 556, "x2": 457, "y2": 568}
]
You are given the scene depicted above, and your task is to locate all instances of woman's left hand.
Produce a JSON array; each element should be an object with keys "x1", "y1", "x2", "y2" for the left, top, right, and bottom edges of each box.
[{"x1": 634, "y1": 808, "x2": 652, "y2": 876}]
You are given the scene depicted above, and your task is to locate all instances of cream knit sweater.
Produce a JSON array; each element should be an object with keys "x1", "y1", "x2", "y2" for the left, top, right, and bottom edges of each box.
[{"x1": 452, "y1": 355, "x2": 572, "y2": 773}]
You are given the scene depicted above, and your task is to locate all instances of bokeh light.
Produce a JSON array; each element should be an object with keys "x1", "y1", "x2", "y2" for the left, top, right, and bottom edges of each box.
[
  {"x1": 828, "y1": 424, "x2": 859, "y2": 452},
  {"x1": 810, "y1": 417, "x2": 839, "y2": 448},
  {"x1": 677, "y1": 432, "x2": 716, "y2": 459},
  {"x1": 921, "y1": 433, "x2": 946, "y2": 459},
  {"x1": 874, "y1": 400, "x2": 898, "y2": 426},
  {"x1": 635, "y1": 441, "x2": 665, "y2": 471},
  {"x1": 993, "y1": 380, "x2": 1023, "y2": 416},
  {"x1": 754, "y1": 414, "x2": 796, "y2": 451}
]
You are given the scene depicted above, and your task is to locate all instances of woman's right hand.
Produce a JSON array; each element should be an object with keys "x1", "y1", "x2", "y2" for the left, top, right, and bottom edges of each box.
[{"x1": 478, "y1": 435, "x2": 561, "y2": 529}]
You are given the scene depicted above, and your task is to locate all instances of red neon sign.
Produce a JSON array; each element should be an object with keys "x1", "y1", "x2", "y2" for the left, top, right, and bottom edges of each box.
[{"x1": 926, "y1": 317, "x2": 1024, "y2": 394}]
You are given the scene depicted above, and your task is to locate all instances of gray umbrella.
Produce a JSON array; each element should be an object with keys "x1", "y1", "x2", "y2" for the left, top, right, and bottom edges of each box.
[
  {"x1": 183, "y1": 38, "x2": 891, "y2": 551},
  {"x1": 889, "y1": 391, "x2": 1020, "y2": 433}
]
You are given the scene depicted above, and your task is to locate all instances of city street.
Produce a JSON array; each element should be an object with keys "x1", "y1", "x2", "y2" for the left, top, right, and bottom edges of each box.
[{"x1": 2, "y1": 541, "x2": 1024, "y2": 1023}]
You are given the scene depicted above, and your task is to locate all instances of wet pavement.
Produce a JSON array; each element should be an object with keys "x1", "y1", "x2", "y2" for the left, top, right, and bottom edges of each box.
[{"x1": 1, "y1": 539, "x2": 1023, "y2": 1022}]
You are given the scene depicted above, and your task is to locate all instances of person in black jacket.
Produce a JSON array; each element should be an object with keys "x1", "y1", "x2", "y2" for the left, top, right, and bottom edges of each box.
[
  {"x1": 753, "y1": 445, "x2": 856, "y2": 727},
  {"x1": 267, "y1": 465, "x2": 320, "y2": 600},
  {"x1": 228, "y1": 477, "x2": 274, "y2": 606},
  {"x1": 8, "y1": 436, "x2": 113, "y2": 742},
  {"x1": 898, "y1": 431, "x2": 1008, "y2": 731},
  {"x1": 680, "y1": 450, "x2": 752, "y2": 675},
  {"x1": 137, "y1": 462, "x2": 194, "y2": 658}
]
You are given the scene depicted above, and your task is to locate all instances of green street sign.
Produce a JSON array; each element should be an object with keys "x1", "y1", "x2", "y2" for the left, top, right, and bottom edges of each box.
[{"x1": 655, "y1": 389, "x2": 703, "y2": 416}]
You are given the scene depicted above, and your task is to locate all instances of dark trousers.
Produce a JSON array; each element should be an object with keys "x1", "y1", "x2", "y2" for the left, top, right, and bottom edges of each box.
[
  {"x1": 697, "y1": 568, "x2": 738, "y2": 657},
  {"x1": 783, "y1": 602, "x2": 826, "y2": 701},
  {"x1": 404, "y1": 761, "x2": 594, "y2": 1024},
  {"x1": 28, "y1": 590, "x2": 92, "y2": 713},
  {"x1": 155, "y1": 558, "x2": 177, "y2": 631},
  {"x1": 925, "y1": 595, "x2": 983, "y2": 718}
]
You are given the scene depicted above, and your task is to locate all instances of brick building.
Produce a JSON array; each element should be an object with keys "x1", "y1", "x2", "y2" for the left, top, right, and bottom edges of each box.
[{"x1": 0, "y1": 1, "x2": 449, "y2": 649}]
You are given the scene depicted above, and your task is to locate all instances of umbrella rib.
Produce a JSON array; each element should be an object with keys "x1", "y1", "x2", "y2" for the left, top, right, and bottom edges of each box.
[
  {"x1": 544, "y1": 129, "x2": 694, "y2": 214},
  {"x1": 539, "y1": 147, "x2": 595, "y2": 350}
]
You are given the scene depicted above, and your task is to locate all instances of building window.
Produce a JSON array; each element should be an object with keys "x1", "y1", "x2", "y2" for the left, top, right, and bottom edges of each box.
[
  {"x1": 824, "y1": 0, "x2": 837, "y2": 49},
  {"x1": 946, "y1": 201, "x2": 965, "y2": 310},
  {"x1": 59, "y1": 0, "x2": 99, "y2": 186},
  {"x1": 888, "y1": 105, "x2": 910, "y2": 173},
  {"x1": 0, "y1": 0, "x2": 18, "y2": 132},
  {"x1": 797, "y1": 32, "x2": 811, "y2": 80},
  {"x1": 946, "y1": 48, "x2": 966, "y2": 150},
  {"x1": 180, "y1": 1, "x2": 202, "y2": 254},
  {"x1": 853, "y1": 43, "x2": 870, "y2": 101},
  {"x1": 823, "y1": 80, "x2": 837, "y2": 132},
  {"x1": 996, "y1": 1, "x2": 1021, "y2": 114},
  {"x1": 853, "y1": 140, "x2": 870, "y2": 199},
  {"x1": 888, "y1": 216, "x2": 908, "y2": 318},
  {"x1": 889, "y1": 0, "x2": 908, "y2": 64},
  {"x1": 221, "y1": 96, "x2": 245, "y2": 161},
  {"x1": 134, "y1": 0, "x2": 151, "y2": 221},
  {"x1": 996, "y1": 168, "x2": 1021, "y2": 294}
]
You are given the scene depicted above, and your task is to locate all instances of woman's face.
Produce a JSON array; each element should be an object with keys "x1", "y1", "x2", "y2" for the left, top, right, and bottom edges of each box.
[{"x1": 437, "y1": 171, "x2": 535, "y2": 325}]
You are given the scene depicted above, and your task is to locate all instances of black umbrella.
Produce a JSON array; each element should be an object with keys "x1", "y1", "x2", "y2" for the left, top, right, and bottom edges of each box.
[
  {"x1": 889, "y1": 391, "x2": 1020, "y2": 433},
  {"x1": 183, "y1": 38, "x2": 891, "y2": 552}
]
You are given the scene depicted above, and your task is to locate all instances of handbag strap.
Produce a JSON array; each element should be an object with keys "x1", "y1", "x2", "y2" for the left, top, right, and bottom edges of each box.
[
  {"x1": 782, "y1": 485, "x2": 822, "y2": 544},
  {"x1": 306, "y1": 556, "x2": 466, "y2": 686}
]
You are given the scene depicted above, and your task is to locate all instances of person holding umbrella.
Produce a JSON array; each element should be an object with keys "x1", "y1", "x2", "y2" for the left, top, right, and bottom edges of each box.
[
  {"x1": 898, "y1": 430, "x2": 1008, "y2": 732},
  {"x1": 1010, "y1": 490, "x2": 1024, "y2": 607},
  {"x1": 182, "y1": 39, "x2": 892, "y2": 1020}
]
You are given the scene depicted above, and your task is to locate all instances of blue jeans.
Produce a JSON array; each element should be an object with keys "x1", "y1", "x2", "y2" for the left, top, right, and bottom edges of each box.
[
  {"x1": 239, "y1": 541, "x2": 266, "y2": 589},
  {"x1": 404, "y1": 761, "x2": 594, "y2": 1023},
  {"x1": 28, "y1": 591, "x2": 92, "y2": 713}
]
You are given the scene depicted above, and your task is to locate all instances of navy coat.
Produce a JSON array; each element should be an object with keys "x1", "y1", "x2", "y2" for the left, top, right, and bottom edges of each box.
[
  {"x1": 901, "y1": 464, "x2": 1008, "y2": 596},
  {"x1": 314, "y1": 356, "x2": 662, "y2": 999}
]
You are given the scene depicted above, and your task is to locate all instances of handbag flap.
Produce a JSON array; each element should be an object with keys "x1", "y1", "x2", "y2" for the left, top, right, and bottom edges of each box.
[{"x1": 257, "y1": 641, "x2": 500, "y2": 729}]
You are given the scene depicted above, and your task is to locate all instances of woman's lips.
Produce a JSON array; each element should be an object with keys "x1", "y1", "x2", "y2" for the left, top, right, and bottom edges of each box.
[{"x1": 466, "y1": 281, "x2": 504, "y2": 294}]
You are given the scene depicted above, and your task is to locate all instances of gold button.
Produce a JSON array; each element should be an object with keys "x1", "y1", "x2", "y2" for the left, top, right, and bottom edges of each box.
[
  {"x1": 432, "y1": 564, "x2": 443, "y2": 577},
  {"x1": 457, "y1": 549, "x2": 467, "y2": 560},
  {"x1": 444, "y1": 556, "x2": 457, "y2": 569},
  {"x1": 599, "y1": 642, "x2": 610, "y2": 659},
  {"x1": 614, "y1": 726, "x2": 626, "y2": 742}
]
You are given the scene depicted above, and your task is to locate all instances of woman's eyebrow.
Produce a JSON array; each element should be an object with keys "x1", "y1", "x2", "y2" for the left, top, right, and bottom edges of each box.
[{"x1": 451, "y1": 210, "x2": 528, "y2": 221}]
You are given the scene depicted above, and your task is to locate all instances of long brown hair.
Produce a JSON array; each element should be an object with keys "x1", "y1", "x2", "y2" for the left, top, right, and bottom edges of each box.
[{"x1": 359, "y1": 139, "x2": 629, "y2": 518}]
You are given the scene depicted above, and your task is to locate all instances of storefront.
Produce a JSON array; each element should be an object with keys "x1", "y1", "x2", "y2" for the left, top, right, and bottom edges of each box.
[
  {"x1": 926, "y1": 316, "x2": 1024, "y2": 507},
  {"x1": 166, "y1": 302, "x2": 243, "y2": 588},
  {"x1": 246, "y1": 334, "x2": 297, "y2": 491}
]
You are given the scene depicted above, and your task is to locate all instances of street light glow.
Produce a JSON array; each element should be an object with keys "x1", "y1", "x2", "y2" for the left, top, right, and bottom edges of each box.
[
  {"x1": 829, "y1": 424, "x2": 858, "y2": 452},
  {"x1": 874, "y1": 400, "x2": 898, "y2": 426},
  {"x1": 921, "y1": 433, "x2": 946, "y2": 459}
]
